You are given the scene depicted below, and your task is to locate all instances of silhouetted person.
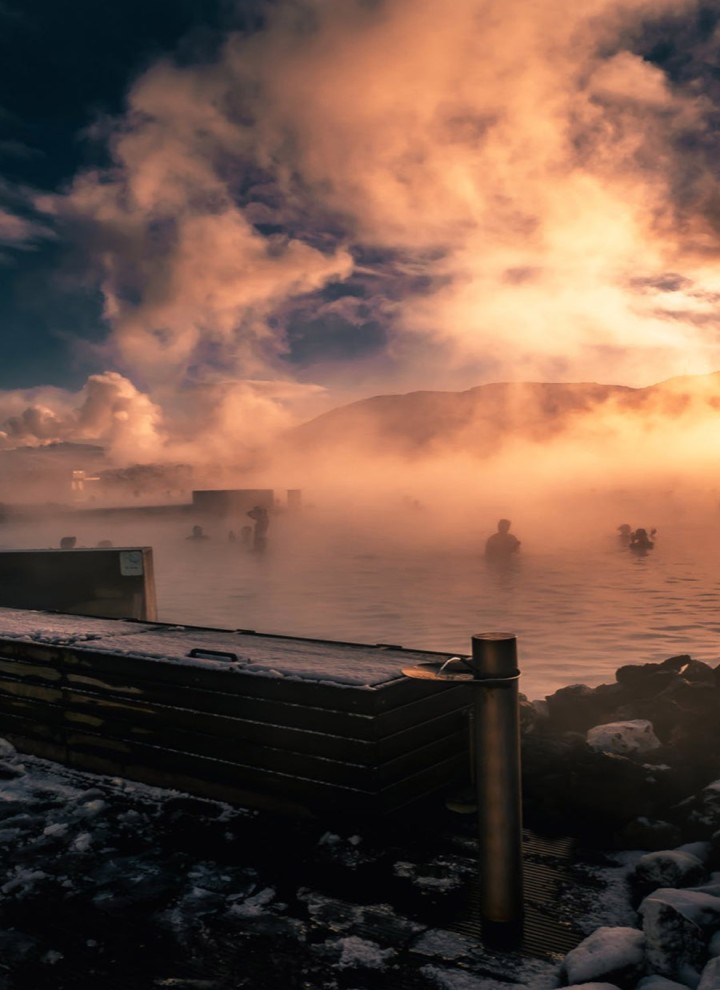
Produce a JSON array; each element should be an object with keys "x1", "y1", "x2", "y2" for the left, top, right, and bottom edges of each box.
[
  {"x1": 187, "y1": 524, "x2": 209, "y2": 541},
  {"x1": 630, "y1": 527, "x2": 655, "y2": 552},
  {"x1": 247, "y1": 505, "x2": 269, "y2": 553},
  {"x1": 59, "y1": 536, "x2": 77, "y2": 549},
  {"x1": 617, "y1": 524, "x2": 632, "y2": 547},
  {"x1": 485, "y1": 519, "x2": 520, "y2": 561}
]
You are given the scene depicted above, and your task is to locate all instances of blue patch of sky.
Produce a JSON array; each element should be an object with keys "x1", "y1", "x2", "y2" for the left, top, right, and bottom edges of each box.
[{"x1": 0, "y1": 0, "x2": 260, "y2": 389}]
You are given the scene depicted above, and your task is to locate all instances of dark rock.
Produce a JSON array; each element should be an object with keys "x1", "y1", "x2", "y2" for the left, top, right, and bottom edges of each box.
[
  {"x1": 568, "y1": 752, "x2": 675, "y2": 825},
  {"x1": 0, "y1": 929, "x2": 42, "y2": 965},
  {"x1": 594, "y1": 682, "x2": 628, "y2": 706},
  {"x1": 674, "y1": 659, "x2": 716, "y2": 684},
  {"x1": 660, "y1": 656, "x2": 695, "y2": 673},
  {"x1": 558, "y1": 984, "x2": 622, "y2": 989},
  {"x1": 636, "y1": 977, "x2": 695, "y2": 989},
  {"x1": 616, "y1": 665, "x2": 683, "y2": 700},
  {"x1": 614, "y1": 818, "x2": 683, "y2": 852},
  {"x1": 519, "y1": 696, "x2": 540, "y2": 733},
  {"x1": 545, "y1": 684, "x2": 596, "y2": 729},
  {"x1": 545, "y1": 683, "x2": 622, "y2": 732},
  {"x1": 639, "y1": 887, "x2": 720, "y2": 985},
  {"x1": 656, "y1": 679, "x2": 719, "y2": 714},
  {"x1": 669, "y1": 781, "x2": 720, "y2": 840},
  {"x1": 707, "y1": 829, "x2": 720, "y2": 870},
  {"x1": 0, "y1": 760, "x2": 24, "y2": 780}
]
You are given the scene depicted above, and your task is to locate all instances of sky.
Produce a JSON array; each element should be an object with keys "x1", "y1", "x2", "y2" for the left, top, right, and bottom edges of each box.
[{"x1": 2, "y1": 0, "x2": 720, "y2": 463}]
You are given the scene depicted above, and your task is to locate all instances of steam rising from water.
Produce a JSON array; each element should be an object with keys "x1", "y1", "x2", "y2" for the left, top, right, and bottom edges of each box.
[{"x1": 4, "y1": 501, "x2": 720, "y2": 699}]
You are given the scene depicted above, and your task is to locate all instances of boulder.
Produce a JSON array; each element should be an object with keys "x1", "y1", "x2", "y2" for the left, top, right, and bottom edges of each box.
[
  {"x1": 523, "y1": 658, "x2": 720, "y2": 841},
  {"x1": 698, "y1": 956, "x2": 720, "y2": 990},
  {"x1": 631, "y1": 850, "x2": 707, "y2": 902},
  {"x1": 615, "y1": 656, "x2": 697, "y2": 695},
  {"x1": 707, "y1": 830, "x2": 720, "y2": 871},
  {"x1": 522, "y1": 737, "x2": 683, "y2": 836},
  {"x1": 587, "y1": 720, "x2": 661, "y2": 756},
  {"x1": 519, "y1": 696, "x2": 540, "y2": 733},
  {"x1": 545, "y1": 683, "x2": 622, "y2": 732},
  {"x1": 672, "y1": 781, "x2": 720, "y2": 840},
  {"x1": 656, "y1": 680, "x2": 719, "y2": 717},
  {"x1": 561, "y1": 926, "x2": 646, "y2": 988},
  {"x1": 639, "y1": 887, "x2": 720, "y2": 985},
  {"x1": 678, "y1": 842, "x2": 711, "y2": 865},
  {"x1": 636, "y1": 978, "x2": 694, "y2": 989},
  {"x1": 558, "y1": 984, "x2": 623, "y2": 990},
  {"x1": 675, "y1": 660, "x2": 716, "y2": 685},
  {"x1": 615, "y1": 819, "x2": 683, "y2": 852},
  {"x1": 568, "y1": 752, "x2": 673, "y2": 825}
]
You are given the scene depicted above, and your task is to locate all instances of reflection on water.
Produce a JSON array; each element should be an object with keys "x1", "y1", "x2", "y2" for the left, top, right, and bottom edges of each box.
[{"x1": 2, "y1": 513, "x2": 719, "y2": 700}]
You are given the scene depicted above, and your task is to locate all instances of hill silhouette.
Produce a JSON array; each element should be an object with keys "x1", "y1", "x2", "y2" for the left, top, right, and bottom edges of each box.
[{"x1": 285, "y1": 373, "x2": 720, "y2": 459}]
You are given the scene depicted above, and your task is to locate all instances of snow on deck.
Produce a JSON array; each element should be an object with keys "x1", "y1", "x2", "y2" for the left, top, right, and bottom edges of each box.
[{"x1": 0, "y1": 606, "x2": 456, "y2": 689}]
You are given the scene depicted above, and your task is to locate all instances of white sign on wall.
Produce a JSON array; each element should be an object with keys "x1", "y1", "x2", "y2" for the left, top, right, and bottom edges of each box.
[{"x1": 119, "y1": 551, "x2": 144, "y2": 576}]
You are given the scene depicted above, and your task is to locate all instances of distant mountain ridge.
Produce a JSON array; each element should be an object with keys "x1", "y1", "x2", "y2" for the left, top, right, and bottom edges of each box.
[{"x1": 286, "y1": 373, "x2": 720, "y2": 458}]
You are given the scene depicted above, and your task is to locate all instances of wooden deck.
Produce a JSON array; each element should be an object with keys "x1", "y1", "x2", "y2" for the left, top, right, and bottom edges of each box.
[{"x1": 0, "y1": 609, "x2": 471, "y2": 817}]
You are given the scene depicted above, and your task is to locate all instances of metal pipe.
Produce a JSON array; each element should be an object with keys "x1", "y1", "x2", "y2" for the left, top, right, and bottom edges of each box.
[{"x1": 471, "y1": 632, "x2": 524, "y2": 928}]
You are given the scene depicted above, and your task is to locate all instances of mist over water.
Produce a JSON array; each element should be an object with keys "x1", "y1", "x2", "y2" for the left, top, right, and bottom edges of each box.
[
  {"x1": 4, "y1": 487, "x2": 720, "y2": 701},
  {"x1": 2, "y1": 0, "x2": 720, "y2": 714}
]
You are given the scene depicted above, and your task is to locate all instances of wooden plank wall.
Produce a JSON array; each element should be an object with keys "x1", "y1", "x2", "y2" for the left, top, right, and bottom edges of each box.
[{"x1": 0, "y1": 636, "x2": 471, "y2": 817}]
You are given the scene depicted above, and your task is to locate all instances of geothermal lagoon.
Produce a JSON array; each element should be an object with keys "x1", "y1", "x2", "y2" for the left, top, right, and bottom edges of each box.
[{"x1": 2, "y1": 495, "x2": 718, "y2": 702}]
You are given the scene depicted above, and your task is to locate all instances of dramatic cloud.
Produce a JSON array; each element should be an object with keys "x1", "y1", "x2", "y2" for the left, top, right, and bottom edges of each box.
[
  {"x1": 16, "y1": 0, "x2": 720, "y2": 462},
  {"x1": 0, "y1": 208, "x2": 39, "y2": 245},
  {"x1": 225, "y1": 0, "x2": 720, "y2": 385},
  {"x1": 0, "y1": 373, "x2": 164, "y2": 460},
  {"x1": 0, "y1": 370, "x2": 332, "y2": 470}
]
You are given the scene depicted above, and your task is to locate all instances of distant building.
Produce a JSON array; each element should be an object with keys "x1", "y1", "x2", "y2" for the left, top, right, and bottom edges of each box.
[{"x1": 192, "y1": 489, "x2": 275, "y2": 517}]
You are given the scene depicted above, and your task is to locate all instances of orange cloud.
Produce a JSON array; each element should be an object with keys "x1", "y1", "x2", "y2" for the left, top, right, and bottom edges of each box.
[{"x1": 25, "y1": 0, "x2": 720, "y2": 465}]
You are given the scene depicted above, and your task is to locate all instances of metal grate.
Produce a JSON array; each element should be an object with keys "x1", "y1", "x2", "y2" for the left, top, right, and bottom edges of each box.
[{"x1": 446, "y1": 829, "x2": 591, "y2": 960}]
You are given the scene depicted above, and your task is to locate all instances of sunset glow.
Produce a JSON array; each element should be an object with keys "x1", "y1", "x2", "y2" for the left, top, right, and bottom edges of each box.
[{"x1": 0, "y1": 0, "x2": 718, "y2": 486}]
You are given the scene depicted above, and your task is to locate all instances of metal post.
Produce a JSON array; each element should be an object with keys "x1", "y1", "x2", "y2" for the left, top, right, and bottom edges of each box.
[
  {"x1": 400, "y1": 634, "x2": 524, "y2": 939},
  {"x1": 471, "y1": 632, "x2": 524, "y2": 930}
]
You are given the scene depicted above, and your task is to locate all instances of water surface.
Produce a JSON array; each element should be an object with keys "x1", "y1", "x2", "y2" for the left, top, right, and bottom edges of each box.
[{"x1": 5, "y1": 512, "x2": 719, "y2": 700}]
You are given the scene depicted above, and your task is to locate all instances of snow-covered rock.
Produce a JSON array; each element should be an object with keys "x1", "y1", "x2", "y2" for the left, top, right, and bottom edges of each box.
[
  {"x1": 640, "y1": 887, "x2": 720, "y2": 985},
  {"x1": 633, "y1": 850, "x2": 707, "y2": 896},
  {"x1": 586, "y1": 720, "x2": 661, "y2": 756},
  {"x1": 562, "y1": 926, "x2": 646, "y2": 986},
  {"x1": 697, "y1": 956, "x2": 720, "y2": 990},
  {"x1": 680, "y1": 782, "x2": 720, "y2": 837}
]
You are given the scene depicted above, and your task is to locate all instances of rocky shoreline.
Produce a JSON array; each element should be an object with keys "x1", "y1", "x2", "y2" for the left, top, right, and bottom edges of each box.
[
  {"x1": 528, "y1": 653, "x2": 720, "y2": 989},
  {"x1": 1, "y1": 651, "x2": 720, "y2": 989}
]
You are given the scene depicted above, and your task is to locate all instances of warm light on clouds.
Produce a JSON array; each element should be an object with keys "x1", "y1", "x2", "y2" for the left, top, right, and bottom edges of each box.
[
  {"x1": 4, "y1": 0, "x2": 720, "y2": 467},
  {"x1": 0, "y1": 373, "x2": 165, "y2": 461}
]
